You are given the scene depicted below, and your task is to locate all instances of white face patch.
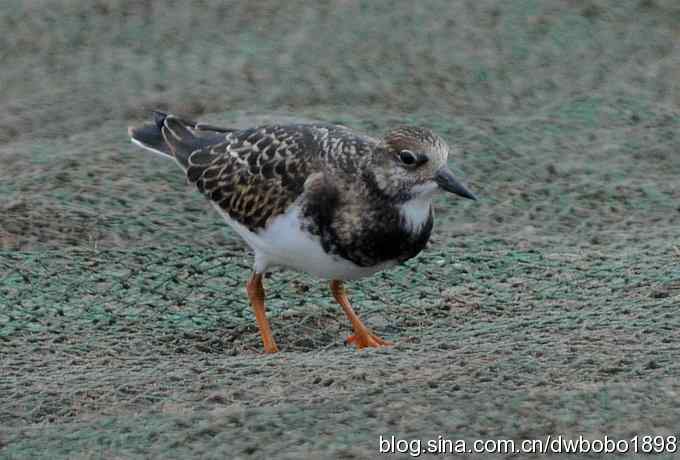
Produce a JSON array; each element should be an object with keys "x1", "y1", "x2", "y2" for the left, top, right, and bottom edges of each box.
[{"x1": 410, "y1": 181, "x2": 439, "y2": 198}]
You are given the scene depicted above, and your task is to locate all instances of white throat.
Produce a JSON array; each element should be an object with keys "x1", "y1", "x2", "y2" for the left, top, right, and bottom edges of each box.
[
  {"x1": 399, "y1": 196, "x2": 432, "y2": 232},
  {"x1": 399, "y1": 182, "x2": 438, "y2": 232}
]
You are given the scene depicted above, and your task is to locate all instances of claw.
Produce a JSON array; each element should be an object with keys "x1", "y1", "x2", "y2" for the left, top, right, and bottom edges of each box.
[{"x1": 345, "y1": 332, "x2": 392, "y2": 349}]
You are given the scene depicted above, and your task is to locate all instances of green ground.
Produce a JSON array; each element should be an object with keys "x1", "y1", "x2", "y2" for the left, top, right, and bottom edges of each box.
[{"x1": 1, "y1": 1, "x2": 679, "y2": 458}]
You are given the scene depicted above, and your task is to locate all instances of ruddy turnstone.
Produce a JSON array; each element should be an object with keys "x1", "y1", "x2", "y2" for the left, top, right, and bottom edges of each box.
[{"x1": 129, "y1": 111, "x2": 476, "y2": 353}]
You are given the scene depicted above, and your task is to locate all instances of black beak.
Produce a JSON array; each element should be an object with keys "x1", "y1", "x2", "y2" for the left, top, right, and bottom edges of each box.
[{"x1": 434, "y1": 167, "x2": 477, "y2": 200}]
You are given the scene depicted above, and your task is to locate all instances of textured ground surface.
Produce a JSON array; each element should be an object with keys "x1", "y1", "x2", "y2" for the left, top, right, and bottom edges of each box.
[{"x1": 1, "y1": 1, "x2": 679, "y2": 459}]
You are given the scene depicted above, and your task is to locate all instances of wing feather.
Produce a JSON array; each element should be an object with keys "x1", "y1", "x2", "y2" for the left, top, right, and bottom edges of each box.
[{"x1": 188, "y1": 125, "x2": 321, "y2": 231}]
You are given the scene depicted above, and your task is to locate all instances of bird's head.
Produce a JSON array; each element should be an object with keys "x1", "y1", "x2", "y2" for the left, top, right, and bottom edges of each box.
[{"x1": 373, "y1": 126, "x2": 476, "y2": 202}]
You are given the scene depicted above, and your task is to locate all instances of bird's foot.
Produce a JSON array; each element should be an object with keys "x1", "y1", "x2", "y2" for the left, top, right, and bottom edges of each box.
[
  {"x1": 345, "y1": 331, "x2": 392, "y2": 349},
  {"x1": 263, "y1": 342, "x2": 280, "y2": 353}
]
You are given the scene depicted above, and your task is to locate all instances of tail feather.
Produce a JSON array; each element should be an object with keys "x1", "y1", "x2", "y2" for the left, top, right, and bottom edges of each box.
[
  {"x1": 128, "y1": 111, "x2": 233, "y2": 168},
  {"x1": 128, "y1": 111, "x2": 173, "y2": 158}
]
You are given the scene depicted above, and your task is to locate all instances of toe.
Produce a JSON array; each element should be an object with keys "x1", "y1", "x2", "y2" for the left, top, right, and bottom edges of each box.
[{"x1": 345, "y1": 333, "x2": 391, "y2": 349}]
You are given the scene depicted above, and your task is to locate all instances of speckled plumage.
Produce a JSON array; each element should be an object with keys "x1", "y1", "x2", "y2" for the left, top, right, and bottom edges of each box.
[
  {"x1": 129, "y1": 111, "x2": 476, "y2": 352},
  {"x1": 131, "y1": 110, "x2": 480, "y2": 278},
  {"x1": 130, "y1": 112, "x2": 460, "y2": 270}
]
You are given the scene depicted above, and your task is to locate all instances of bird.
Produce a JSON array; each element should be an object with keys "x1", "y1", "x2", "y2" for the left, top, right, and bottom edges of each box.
[{"x1": 128, "y1": 111, "x2": 476, "y2": 353}]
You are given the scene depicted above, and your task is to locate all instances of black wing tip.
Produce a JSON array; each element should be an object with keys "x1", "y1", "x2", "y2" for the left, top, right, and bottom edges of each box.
[
  {"x1": 152, "y1": 110, "x2": 236, "y2": 134},
  {"x1": 128, "y1": 110, "x2": 170, "y2": 141},
  {"x1": 195, "y1": 122, "x2": 235, "y2": 133},
  {"x1": 156, "y1": 110, "x2": 202, "y2": 131},
  {"x1": 152, "y1": 110, "x2": 169, "y2": 129},
  {"x1": 128, "y1": 111, "x2": 173, "y2": 157}
]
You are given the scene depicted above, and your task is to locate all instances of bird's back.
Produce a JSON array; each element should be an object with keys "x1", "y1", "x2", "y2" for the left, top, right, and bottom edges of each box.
[{"x1": 129, "y1": 112, "x2": 377, "y2": 231}]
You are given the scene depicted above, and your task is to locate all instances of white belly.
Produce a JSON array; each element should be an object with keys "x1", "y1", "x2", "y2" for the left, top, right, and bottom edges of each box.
[{"x1": 212, "y1": 203, "x2": 395, "y2": 280}]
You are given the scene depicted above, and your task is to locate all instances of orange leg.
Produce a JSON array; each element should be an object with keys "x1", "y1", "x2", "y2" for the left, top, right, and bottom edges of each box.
[
  {"x1": 330, "y1": 280, "x2": 391, "y2": 349},
  {"x1": 246, "y1": 273, "x2": 279, "y2": 353}
]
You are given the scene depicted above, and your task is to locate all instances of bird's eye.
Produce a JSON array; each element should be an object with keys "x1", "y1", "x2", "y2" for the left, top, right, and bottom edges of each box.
[{"x1": 399, "y1": 150, "x2": 417, "y2": 166}]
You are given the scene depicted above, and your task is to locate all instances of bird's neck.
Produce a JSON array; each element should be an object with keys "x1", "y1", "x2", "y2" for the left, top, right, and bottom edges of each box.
[{"x1": 398, "y1": 195, "x2": 433, "y2": 234}]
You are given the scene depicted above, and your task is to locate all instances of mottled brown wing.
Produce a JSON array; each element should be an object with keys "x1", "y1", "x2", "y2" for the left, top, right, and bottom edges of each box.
[{"x1": 184, "y1": 125, "x2": 321, "y2": 231}]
